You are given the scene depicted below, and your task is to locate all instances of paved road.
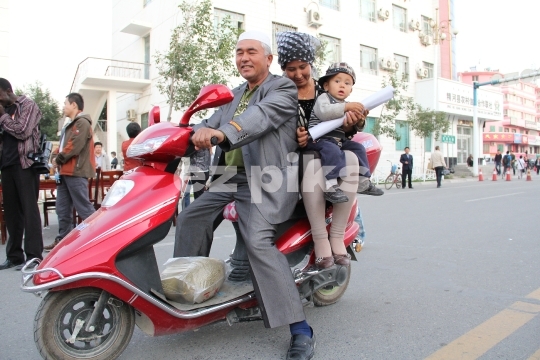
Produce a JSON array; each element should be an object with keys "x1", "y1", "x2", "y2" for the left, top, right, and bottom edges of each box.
[{"x1": 1, "y1": 176, "x2": 540, "y2": 359}]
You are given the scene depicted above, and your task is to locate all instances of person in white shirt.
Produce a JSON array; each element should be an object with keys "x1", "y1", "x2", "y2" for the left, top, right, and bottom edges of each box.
[
  {"x1": 516, "y1": 155, "x2": 526, "y2": 179},
  {"x1": 94, "y1": 142, "x2": 110, "y2": 171}
]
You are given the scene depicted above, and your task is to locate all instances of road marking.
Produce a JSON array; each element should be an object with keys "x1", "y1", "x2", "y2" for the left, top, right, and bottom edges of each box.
[
  {"x1": 528, "y1": 347, "x2": 540, "y2": 360},
  {"x1": 465, "y1": 192, "x2": 524, "y2": 202},
  {"x1": 425, "y1": 287, "x2": 540, "y2": 360}
]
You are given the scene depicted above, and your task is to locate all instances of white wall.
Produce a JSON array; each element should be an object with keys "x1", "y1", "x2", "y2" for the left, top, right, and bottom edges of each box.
[
  {"x1": 111, "y1": 0, "x2": 443, "y2": 175},
  {"x1": 0, "y1": 0, "x2": 10, "y2": 77}
]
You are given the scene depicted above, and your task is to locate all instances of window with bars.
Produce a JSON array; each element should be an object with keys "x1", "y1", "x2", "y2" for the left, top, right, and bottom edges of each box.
[
  {"x1": 395, "y1": 120, "x2": 410, "y2": 151},
  {"x1": 360, "y1": 45, "x2": 377, "y2": 75},
  {"x1": 421, "y1": 15, "x2": 432, "y2": 36},
  {"x1": 214, "y1": 8, "x2": 245, "y2": 32},
  {"x1": 393, "y1": 5, "x2": 407, "y2": 32},
  {"x1": 360, "y1": 0, "x2": 376, "y2": 22},
  {"x1": 320, "y1": 35, "x2": 341, "y2": 66},
  {"x1": 422, "y1": 61, "x2": 434, "y2": 78},
  {"x1": 394, "y1": 54, "x2": 409, "y2": 81},
  {"x1": 143, "y1": 0, "x2": 152, "y2": 7},
  {"x1": 272, "y1": 22, "x2": 298, "y2": 54},
  {"x1": 363, "y1": 117, "x2": 377, "y2": 134},
  {"x1": 424, "y1": 135, "x2": 432, "y2": 152},
  {"x1": 320, "y1": 0, "x2": 339, "y2": 10},
  {"x1": 141, "y1": 112, "x2": 149, "y2": 130}
]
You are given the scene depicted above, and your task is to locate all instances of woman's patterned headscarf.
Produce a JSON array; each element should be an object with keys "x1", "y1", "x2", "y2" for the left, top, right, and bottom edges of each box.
[{"x1": 276, "y1": 31, "x2": 320, "y2": 69}]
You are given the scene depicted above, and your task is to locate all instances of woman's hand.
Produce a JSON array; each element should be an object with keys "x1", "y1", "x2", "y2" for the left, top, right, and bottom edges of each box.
[
  {"x1": 297, "y1": 127, "x2": 309, "y2": 148},
  {"x1": 342, "y1": 111, "x2": 361, "y2": 132}
]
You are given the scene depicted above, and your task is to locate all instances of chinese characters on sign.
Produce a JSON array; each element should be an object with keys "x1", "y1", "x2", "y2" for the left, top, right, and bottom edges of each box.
[{"x1": 438, "y1": 79, "x2": 503, "y2": 120}]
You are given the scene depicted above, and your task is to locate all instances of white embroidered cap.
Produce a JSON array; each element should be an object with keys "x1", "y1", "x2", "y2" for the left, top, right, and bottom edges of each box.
[{"x1": 238, "y1": 30, "x2": 272, "y2": 52}]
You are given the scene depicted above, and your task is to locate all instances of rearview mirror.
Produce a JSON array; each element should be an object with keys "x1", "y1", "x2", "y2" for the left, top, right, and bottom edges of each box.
[
  {"x1": 179, "y1": 84, "x2": 234, "y2": 126},
  {"x1": 149, "y1": 106, "x2": 160, "y2": 126}
]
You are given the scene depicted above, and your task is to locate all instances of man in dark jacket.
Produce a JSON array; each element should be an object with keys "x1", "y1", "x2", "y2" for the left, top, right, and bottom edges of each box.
[
  {"x1": 0, "y1": 78, "x2": 43, "y2": 270},
  {"x1": 44, "y1": 93, "x2": 96, "y2": 251},
  {"x1": 494, "y1": 150, "x2": 502, "y2": 175},
  {"x1": 400, "y1": 146, "x2": 414, "y2": 189}
]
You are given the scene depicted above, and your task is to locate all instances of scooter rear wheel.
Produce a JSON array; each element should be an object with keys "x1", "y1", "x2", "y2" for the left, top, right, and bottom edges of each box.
[
  {"x1": 313, "y1": 265, "x2": 351, "y2": 306},
  {"x1": 34, "y1": 287, "x2": 135, "y2": 360}
]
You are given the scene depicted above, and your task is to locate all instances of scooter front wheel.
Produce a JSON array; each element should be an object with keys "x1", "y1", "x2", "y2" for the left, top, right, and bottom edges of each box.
[
  {"x1": 313, "y1": 265, "x2": 351, "y2": 306},
  {"x1": 34, "y1": 287, "x2": 135, "y2": 360}
]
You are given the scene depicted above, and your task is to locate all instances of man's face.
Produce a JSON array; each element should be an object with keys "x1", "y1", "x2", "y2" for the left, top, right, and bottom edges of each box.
[
  {"x1": 235, "y1": 40, "x2": 272, "y2": 85},
  {"x1": 0, "y1": 89, "x2": 12, "y2": 106},
  {"x1": 94, "y1": 145, "x2": 102, "y2": 155},
  {"x1": 405, "y1": 148, "x2": 410, "y2": 154},
  {"x1": 63, "y1": 98, "x2": 78, "y2": 119}
]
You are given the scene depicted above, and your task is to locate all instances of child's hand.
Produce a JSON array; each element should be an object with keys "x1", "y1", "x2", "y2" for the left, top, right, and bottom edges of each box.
[{"x1": 345, "y1": 102, "x2": 366, "y2": 117}]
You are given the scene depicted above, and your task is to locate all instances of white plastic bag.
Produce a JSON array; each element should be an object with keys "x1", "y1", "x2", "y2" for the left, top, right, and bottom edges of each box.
[{"x1": 161, "y1": 257, "x2": 225, "y2": 304}]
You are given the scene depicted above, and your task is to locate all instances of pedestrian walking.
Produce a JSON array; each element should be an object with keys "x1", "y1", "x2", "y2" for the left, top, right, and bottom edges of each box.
[
  {"x1": 516, "y1": 155, "x2": 526, "y2": 179},
  {"x1": 535, "y1": 156, "x2": 540, "y2": 175},
  {"x1": 494, "y1": 150, "x2": 502, "y2": 175},
  {"x1": 431, "y1": 146, "x2": 447, "y2": 188},
  {"x1": 502, "y1": 151, "x2": 512, "y2": 177},
  {"x1": 0, "y1": 78, "x2": 44, "y2": 270}
]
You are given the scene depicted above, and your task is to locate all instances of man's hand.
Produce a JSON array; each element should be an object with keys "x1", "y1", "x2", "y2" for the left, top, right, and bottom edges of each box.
[
  {"x1": 192, "y1": 128, "x2": 225, "y2": 150},
  {"x1": 0, "y1": 104, "x2": 5, "y2": 116},
  {"x1": 297, "y1": 127, "x2": 309, "y2": 148}
]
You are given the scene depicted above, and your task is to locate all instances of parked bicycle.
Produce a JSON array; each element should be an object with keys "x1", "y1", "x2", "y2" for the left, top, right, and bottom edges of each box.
[{"x1": 384, "y1": 160, "x2": 402, "y2": 190}]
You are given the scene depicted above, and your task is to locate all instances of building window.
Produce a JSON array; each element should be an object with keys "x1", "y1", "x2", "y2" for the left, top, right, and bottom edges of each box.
[
  {"x1": 395, "y1": 120, "x2": 409, "y2": 150},
  {"x1": 511, "y1": 128, "x2": 516, "y2": 133},
  {"x1": 483, "y1": 143, "x2": 490, "y2": 153},
  {"x1": 360, "y1": 0, "x2": 376, "y2": 22},
  {"x1": 214, "y1": 8, "x2": 244, "y2": 32},
  {"x1": 320, "y1": 35, "x2": 341, "y2": 66},
  {"x1": 393, "y1": 5, "x2": 407, "y2": 32},
  {"x1": 394, "y1": 54, "x2": 409, "y2": 81},
  {"x1": 503, "y1": 109, "x2": 508, "y2": 116},
  {"x1": 489, "y1": 126, "x2": 495, "y2": 132},
  {"x1": 143, "y1": 0, "x2": 152, "y2": 7},
  {"x1": 144, "y1": 35, "x2": 150, "y2": 80},
  {"x1": 320, "y1": 0, "x2": 339, "y2": 10},
  {"x1": 272, "y1": 22, "x2": 297, "y2": 54},
  {"x1": 472, "y1": 75, "x2": 479, "y2": 81},
  {"x1": 422, "y1": 61, "x2": 433, "y2": 78},
  {"x1": 421, "y1": 15, "x2": 432, "y2": 36},
  {"x1": 497, "y1": 144, "x2": 504, "y2": 152},
  {"x1": 141, "y1": 112, "x2": 149, "y2": 130},
  {"x1": 363, "y1": 117, "x2": 376, "y2": 134},
  {"x1": 360, "y1": 45, "x2": 377, "y2": 75},
  {"x1": 498, "y1": 127, "x2": 503, "y2": 132},
  {"x1": 504, "y1": 127, "x2": 509, "y2": 132},
  {"x1": 424, "y1": 135, "x2": 432, "y2": 152}
]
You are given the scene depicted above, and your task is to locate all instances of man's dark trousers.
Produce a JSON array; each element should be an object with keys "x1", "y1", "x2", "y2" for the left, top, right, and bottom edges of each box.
[
  {"x1": 1, "y1": 164, "x2": 43, "y2": 263},
  {"x1": 402, "y1": 168, "x2": 412, "y2": 188},
  {"x1": 174, "y1": 173, "x2": 305, "y2": 329},
  {"x1": 56, "y1": 175, "x2": 96, "y2": 239}
]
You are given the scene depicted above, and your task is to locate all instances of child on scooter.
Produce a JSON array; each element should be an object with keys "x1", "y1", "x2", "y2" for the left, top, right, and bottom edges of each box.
[{"x1": 305, "y1": 62, "x2": 382, "y2": 205}]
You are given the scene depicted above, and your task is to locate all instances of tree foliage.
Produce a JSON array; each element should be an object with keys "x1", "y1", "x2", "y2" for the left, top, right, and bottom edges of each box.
[
  {"x1": 15, "y1": 82, "x2": 61, "y2": 141},
  {"x1": 373, "y1": 72, "x2": 449, "y2": 145},
  {"x1": 154, "y1": 0, "x2": 240, "y2": 120}
]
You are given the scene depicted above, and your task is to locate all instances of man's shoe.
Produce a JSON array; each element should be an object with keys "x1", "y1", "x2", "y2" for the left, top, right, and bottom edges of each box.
[
  {"x1": 0, "y1": 259, "x2": 22, "y2": 270},
  {"x1": 44, "y1": 237, "x2": 62, "y2": 252},
  {"x1": 358, "y1": 182, "x2": 384, "y2": 196},
  {"x1": 286, "y1": 330, "x2": 316, "y2": 360},
  {"x1": 324, "y1": 185, "x2": 348, "y2": 204},
  {"x1": 409, "y1": 187, "x2": 414, "y2": 189},
  {"x1": 14, "y1": 260, "x2": 38, "y2": 271}
]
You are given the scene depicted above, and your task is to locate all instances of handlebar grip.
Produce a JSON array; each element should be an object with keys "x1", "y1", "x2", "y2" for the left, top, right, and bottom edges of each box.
[{"x1": 210, "y1": 136, "x2": 218, "y2": 146}]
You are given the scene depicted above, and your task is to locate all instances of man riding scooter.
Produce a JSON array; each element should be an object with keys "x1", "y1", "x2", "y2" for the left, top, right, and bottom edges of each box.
[{"x1": 173, "y1": 30, "x2": 316, "y2": 360}]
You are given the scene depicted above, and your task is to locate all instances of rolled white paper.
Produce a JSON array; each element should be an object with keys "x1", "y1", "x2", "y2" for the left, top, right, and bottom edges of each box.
[{"x1": 308, "y1": 85, "x2": 395, "y2": 140}]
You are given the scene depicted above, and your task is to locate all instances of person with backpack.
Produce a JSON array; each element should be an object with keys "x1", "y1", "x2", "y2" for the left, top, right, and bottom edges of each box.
[{"x1": 502, "y1": 151, "x2": 512, "y2": 177}]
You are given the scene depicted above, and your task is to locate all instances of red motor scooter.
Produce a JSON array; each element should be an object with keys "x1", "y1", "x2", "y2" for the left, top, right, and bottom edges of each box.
[{"x1": 21, "y1": 84, "x2": 382, "y2": 360}]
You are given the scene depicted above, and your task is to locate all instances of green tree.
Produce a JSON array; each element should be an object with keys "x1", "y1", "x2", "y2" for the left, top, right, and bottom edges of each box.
[
  {"x1": 371, "y1": 72, "x2": 418, "y2": 140},
  {"x1": 154, "y1": 0, "x2": 240, "y2": 120},
  {"x1": 15, "y1": 82, "x2": 61, "y2": 141},
  {"x1": 409, "y1": 107, "x2": 449, "y2": 168}
]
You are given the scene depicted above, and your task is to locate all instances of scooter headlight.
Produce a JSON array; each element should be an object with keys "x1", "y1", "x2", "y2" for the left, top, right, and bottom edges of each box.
[
  {"x1": 101, "y1": 180, "x2": 135, "y2": 207},
  {"x1": 127, "y1": 135, "x2": 169, "y2": 157}
]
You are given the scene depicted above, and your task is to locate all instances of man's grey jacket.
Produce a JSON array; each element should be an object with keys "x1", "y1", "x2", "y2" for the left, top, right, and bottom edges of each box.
[{"x1": 194, "y1": 74, "x2": 299, "y2": 224}]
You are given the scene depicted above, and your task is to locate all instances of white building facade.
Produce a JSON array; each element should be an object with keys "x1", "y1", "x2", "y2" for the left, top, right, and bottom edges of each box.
[
  {"x1": 0, "y1": 0, "x2": 10, "y2": 77},
  {"x1": 72, "y1": 0, "x2": 460, "y2": 176}
]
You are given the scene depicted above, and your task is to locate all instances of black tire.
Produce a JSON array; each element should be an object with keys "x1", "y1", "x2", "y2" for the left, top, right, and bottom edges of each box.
[
  {"x1": 34, "y1": 288, "x2": 135, "y2": 360},
  {"x1": 313, "y1": 265, "x2": 351, "y2": 306},
  {"x1": 396, "y1": 175, "x2": 402, "y2": 189},
  {"x1": 384, "y1": 174, "x2": 395, "y2": 190}
]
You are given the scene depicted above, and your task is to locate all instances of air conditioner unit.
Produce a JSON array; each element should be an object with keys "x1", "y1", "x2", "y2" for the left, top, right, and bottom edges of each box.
[
  {"x1": 378, "y1": 8, "x2": 390, "y2": 21},
  {"x1": 126, "y1": 109, "x2": 136, "y2": 120},
  {"x1": 416, "y1": 67, "x2": 429, "y2": 78},
  {"x1": 380, "y1": 57, "x2": 398, "y2": 71},
  {"x1": 420, "y1": 34, "x2": 431, "y2": 46},
  {"x1": 409, "y1": 19, "x2": 421, "y2": 31},
  {"x1": 308, "y1": 9, "x2": 322, "y2": 27}
]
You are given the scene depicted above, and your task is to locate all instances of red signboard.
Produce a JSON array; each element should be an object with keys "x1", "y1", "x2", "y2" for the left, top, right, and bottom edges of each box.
[{"x1": 483, "y1": 133, "x2": 514, "y2": 143}]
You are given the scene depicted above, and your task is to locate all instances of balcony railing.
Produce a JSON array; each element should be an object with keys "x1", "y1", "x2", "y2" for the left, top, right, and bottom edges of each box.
[{"x1": 71, "y1": 57, "x2": 151, "y2": 92}]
